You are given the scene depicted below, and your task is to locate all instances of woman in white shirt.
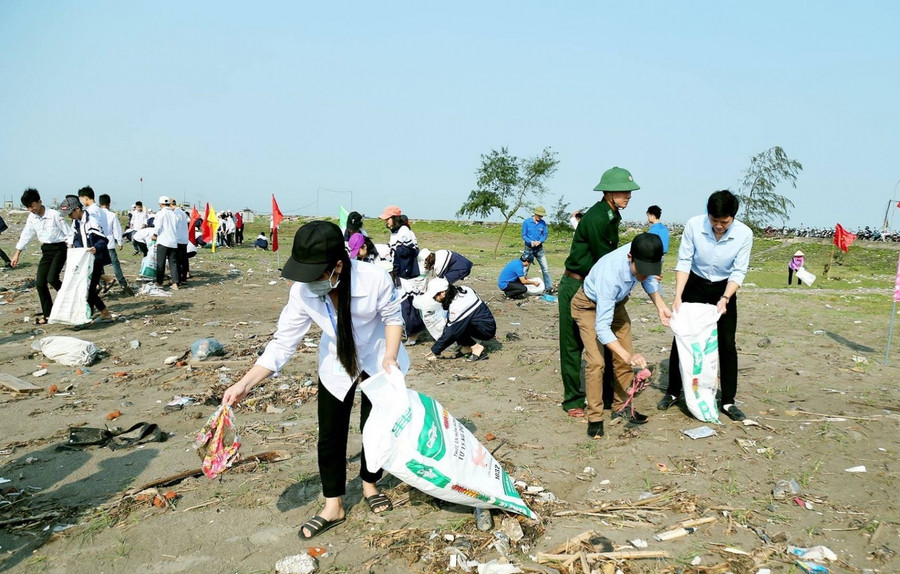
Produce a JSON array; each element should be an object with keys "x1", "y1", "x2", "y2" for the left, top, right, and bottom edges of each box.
[{"x1": 223, "y1": 221, "x2": 408, "y2": 540}]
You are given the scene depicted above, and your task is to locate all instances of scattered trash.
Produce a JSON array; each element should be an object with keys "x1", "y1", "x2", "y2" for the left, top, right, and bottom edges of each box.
[
  {"x1": 164, "y1": 396, "x2": 195, "y2": 411},
  {"x1": 32, "y1": 368, "x2": 48, "y2": 377},
  {"x1": 691, "y1": 556, "x2": 702, "y2": 565},
  {"x1": 852, "y1": 355, "x2": 868, "y2": 364},
  {"x1": 500, "y1": 517, "x2": 524, "y2": 543},
  {"x1": 476, "y1": 560, "x2": 521, "y2": 574},
  {"x1": 268, "y1": 280, "x2": 277, "y2": 285},
  {"x1": 683, "y1": 426, "x2": 717, "y2": 440},
  {"x1": 484, "y1": 432, "x2": 496, "y2": 441},
  {"x1": 845, "y1": 465, "x2": 866, "y2": 473},
  {"x1": 794, "y1": 560, "x2": 829, "y2": 574},
  {"x1": 130, "y1": 339, "x2": 140, "y2": 349},
  {"x1": 757, "y1": 337, "x2": 771, "y2": 348},
  {"x1": 137, "y1": 284, "x2": 172, "y2": 297},
  {"x1": 274, "y1": 553, "x2": 318, "y2": 574},
  {"x1": 743, "y1": 419, "x2": 760, "y2": 426},
  {"x1": 32, "y1": 336, "x2": 100, "y2": 366},
  {"x1": 772, "y1": 479, "x2": 801, "y2": 500},
  {"x1": 583, "y1": 466, "x2": 595, "y2": 475},
  {"x1": 164, "y1": 356, "x2": 181, "y2": 365},
  {"x1": 106, "y1": 410, "x2": 121, "y2": 420},
  {"x1": 788, "y1": 545, "x2": 837, "y2": 562},
  {"x1": 306, "y1": 547, "x2": 327, "y2": 558},
  {"x1": 630, "y1": 538, "x2": 648, "y2": 548},
  {"x1": 191, "y1": 338, "x2": 226, "y2": 360},
  {"x1": 812, "y1": 329, "x2": 825, "y2": 335},
  {"x1": 195, "y1": 405, "x2": 241, "y2": 479},
  {"x1": 540, "y1": 294, "x2": 557, "y2": 303},
  {"x1": 654, "y1": 527, "x2": 697, "y2": 541}
]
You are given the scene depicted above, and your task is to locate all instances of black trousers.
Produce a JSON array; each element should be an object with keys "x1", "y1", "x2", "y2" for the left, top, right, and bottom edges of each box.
[
  {"x1": 666, "y1": 272, "x2": 739, "y2": 405},
  {"x1": 134, "y1": 241, "x2": 148, "y2": 257},
  {"x1": 317, "y1": 374, "x2": 381, "y2": 498},
  {"x1": 787, "y1": 268, "x2": 801, "y2": 285},
  {"x1": 155, "y1": 244, "x2": 180, "y2": 286},
  {"x1": 36, "y1": 243, "x2": 67, "y2": 317},
  {"x1": 0, "y1": 246, "x2": 10, "y2": 265},
  {"x1": 176, "y1": 243, "x2": 189, "y2": 282},
  {"x1": 87, "y1": 260, "x2": 107, "y2": 313},
  {"x1": 502, "y1": 282, "x2": 527, "y2": 299}
]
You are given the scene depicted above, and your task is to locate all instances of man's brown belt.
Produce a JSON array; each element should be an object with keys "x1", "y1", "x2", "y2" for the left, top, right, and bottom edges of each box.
[{"x1": 563, "y1": 269, "x2": 585, "y2": 281}]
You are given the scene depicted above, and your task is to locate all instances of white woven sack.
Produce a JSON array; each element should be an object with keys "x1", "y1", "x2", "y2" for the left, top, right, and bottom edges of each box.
[
  {"x1": 48, "y1": 248, "x2": 93, "y2": 326},
  {"x1": 361, "y1": 371, "x2": 537, "y2": 519},
  {"x1": 670, "y1": 302, "x2": 721, "y2": 423}
]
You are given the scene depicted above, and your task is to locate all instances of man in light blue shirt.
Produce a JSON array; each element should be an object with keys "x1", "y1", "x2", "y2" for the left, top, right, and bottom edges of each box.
[
  {"x1": 571, "y1": 233, "x2": 671, "y2": 438},
  {"x1": 521, "y1": 206, "x2": 554, "y2": 293},
  {"x1": 658, "y1": 190, "x2": 753, "y2": 421}
]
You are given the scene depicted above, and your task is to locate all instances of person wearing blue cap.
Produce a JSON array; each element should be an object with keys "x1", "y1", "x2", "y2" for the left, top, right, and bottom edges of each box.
[
  {"x1": 571, "y1": 233, "x2": 671, "y2": 438},
  {"x1": 222, "y1": 221, "x2": 409, "y2": 540}
]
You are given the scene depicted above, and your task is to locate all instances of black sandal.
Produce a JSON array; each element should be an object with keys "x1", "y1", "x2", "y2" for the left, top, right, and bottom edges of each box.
[
  {"x1": 365, "y1": 492, "x2": 393, "y2": 514},
  {"x1": 34, "y1": 316, "x2": 47, "y2": 325},
  {"x1": 299, "y1": 515, "x2": 346, "y2": 540}
]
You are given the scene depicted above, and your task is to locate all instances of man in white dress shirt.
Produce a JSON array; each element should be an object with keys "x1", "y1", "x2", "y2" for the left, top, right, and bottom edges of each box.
[
  {"x1": 151, "y1": 196, "x2": 180, "y2": 290},
  {"x1": 98, "y1": 194, "x2": 134, "y2": 296},
  {"x1": 11, "y1": 188, "x2": 70, "y2": 323}
]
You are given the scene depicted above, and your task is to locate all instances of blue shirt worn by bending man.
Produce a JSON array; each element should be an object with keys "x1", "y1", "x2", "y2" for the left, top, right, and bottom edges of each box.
[
  {"x1": 648, "y1": 222, "x2": 670, "y2": 254},
  {"x1": 676, "y1": 214, "x2": 753, "y2": 285},
  {"x1": 582, "y1": 243, "x2": 659, "y2": 345},
  {"x1": 498, "y1": 259, "x2": 527, "y2": 290},
  {"x1": 521, "y1": 217, "x2": 548, "y2": 245}
]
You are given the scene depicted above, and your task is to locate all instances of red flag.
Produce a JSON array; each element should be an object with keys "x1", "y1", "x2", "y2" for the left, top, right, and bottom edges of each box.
[
  {"x1": 189, "y1": 206, "x2": 201, "y2": 245},
  {"x1": 201, "y1": 203, "x2": 213, "y2": 243},
  {"x1": 272, "y1": 195, "x2": 284, "y2": 252},
  {"x1": 896, "y1": 200, "x2": 900, "y2": 208},
  {"x1": 833, "y1": 223, "x2": 857, "y2": 253}
]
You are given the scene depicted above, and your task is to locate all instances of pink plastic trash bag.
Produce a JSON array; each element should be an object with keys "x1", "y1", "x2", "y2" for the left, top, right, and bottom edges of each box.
[{"x1": 195, "y1": 405, "x2": 242, "y2": 479}]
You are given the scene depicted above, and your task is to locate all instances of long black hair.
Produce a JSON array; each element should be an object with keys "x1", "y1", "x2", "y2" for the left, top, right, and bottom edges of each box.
[
  {"x1": 440, "y1": 283, "x2": 458, "y2": 311},
  {"x1": 331, "y1": 252, "x2": 359, "y2": 379}
]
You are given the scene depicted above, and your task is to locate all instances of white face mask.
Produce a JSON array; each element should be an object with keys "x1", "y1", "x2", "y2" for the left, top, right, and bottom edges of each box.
[{"x1": 307, "y1": 267, "x2": 340, "y2": 297}]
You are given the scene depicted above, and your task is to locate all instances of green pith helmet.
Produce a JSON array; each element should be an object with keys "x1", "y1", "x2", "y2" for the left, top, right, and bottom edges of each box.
[
  {"x1": 593, "y1": 166, "x2": 640, "y2": 192},
  {"x1": 533, "y1": 206, "x2": 547, "y2": 216}
]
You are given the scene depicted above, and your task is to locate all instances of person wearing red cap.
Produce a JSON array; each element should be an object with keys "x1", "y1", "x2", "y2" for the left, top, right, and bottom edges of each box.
[{"x1": 222, "y1": 221, "x2": 409, "y2": 540}]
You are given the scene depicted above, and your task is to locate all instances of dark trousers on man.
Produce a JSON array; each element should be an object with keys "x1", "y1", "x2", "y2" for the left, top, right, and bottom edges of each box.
[
  {"x1": 559, "y1": 273, "x2": 615, "y2": 412},
  {"x1": 87, "y1": 260, "x2": 107, "y2": 314},
  {"x1": 134, "y1": 241, "x2": 148, "y2": 257},
  {"x1": 176, "y1": 243, "x2": 189, "y2": 283},
  {"x1": 502, "y1": 282, "x2": 527, "y2": 299},
  {"x1": 36, "y1": 243, "x2": 67, "y2": 317},
  {"x1": 317, "y1": 374, "x2": 382, "y2": 498},
  {"x1": 666, "y1": 272, "x2": 739, "y2": 405},
  {"x1": 155, "y1": 244, "x2": 180, "y2": 286}
]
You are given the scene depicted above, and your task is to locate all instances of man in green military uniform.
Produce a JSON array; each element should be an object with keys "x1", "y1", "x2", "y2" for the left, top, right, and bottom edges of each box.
[{"x1": 559, "y1": 167, "x2": 640, "y2": 417}]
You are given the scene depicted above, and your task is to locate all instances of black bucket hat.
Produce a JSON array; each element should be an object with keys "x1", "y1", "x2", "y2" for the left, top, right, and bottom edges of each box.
[{"x1": 281, "y1": 221, "x2": 346, "y2": 283}]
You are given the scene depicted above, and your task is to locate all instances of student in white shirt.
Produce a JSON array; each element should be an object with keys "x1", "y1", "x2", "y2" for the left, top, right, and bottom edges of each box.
[
  {"x1": 151, "y1": 196, "x2": 180, "y2": 290},
  {"x1": 11, "y1": 188, "x2": 70, "y2": 323},
  {"x1": 98, "y1": 194, "x2": 134, "y2": 296},
  {"x1": 171, "y1": 202, "x2": 190, "y2": 283},
  {"x1": 78, "y1": 186, "x2": 109, "y2": 237},
  {"x1": 128, "y1": 202, "x2": 149, "y2": 254},
  {"x1": 223, "y1": 221, "x2": 408, "y2": 540}
]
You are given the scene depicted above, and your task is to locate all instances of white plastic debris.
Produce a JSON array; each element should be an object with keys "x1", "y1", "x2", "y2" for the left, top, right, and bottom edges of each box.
[
  {"x1": 683, "y1": 426, "x2": 717, "y2": 439},
  {"x1": 274, "y1": 553, "x2": 318, "y2": 574},
  {"x1": 164, "y1": 356, "x2": 180, "y2": 365},
  {"x1": 32, "y1": 369, "x2": 48, "y2": 377},
  {"x1": 845, "y1": 466, "x2": 866, "y2": 473},
  {"x1": 787, "y1": 545, "x2": 837, "y2": 562},
  {"x1": 630, "y1": 538, "x2": 648, "y2": 548},
  {"x1": 691, "y1": 556, "x2": 702, "y2": 566},
  {"x1": 476, "y1": 561, "x2": 521, "y2": 574}
]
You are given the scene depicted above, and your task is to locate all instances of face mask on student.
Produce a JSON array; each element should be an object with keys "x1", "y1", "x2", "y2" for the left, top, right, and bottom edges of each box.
[{"x1": 307, "y1": 268, "x2": 340, "y2": 297}]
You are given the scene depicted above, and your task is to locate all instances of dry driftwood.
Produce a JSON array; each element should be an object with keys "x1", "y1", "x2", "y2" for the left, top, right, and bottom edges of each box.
[
  {"x1": 0, "y1": 373, "x2": 42, "y2": 393},
  {"x1": 537, "y1": 550, "x2": 671, "y2": 562},
  {"x1": 126, "y1": 450, "x2": 291, "y2": 493}
]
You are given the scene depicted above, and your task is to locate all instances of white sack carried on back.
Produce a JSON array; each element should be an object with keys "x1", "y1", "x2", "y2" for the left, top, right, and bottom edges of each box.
[
  {"x1": 670, "y1": 302, "x2": 721, "y2": 423},
  {"x1": 32, "y1": 336, "x2": 100, "y2": 366},
  {"x1": 48, "y1": 248, "x2": 93, "y2": 326},
  {"x1": 361, "y1": 371, "x2": 537, "y2": 519}
]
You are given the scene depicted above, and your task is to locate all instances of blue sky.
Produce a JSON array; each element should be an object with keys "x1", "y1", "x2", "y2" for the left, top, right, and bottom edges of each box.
[{"x1": 2, "y1": 1, "x2": 898, "y2": 230}]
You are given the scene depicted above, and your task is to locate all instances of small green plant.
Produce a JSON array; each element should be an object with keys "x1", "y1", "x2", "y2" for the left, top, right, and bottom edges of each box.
[{"x1": 799, "y1": 459, "x2": 823, "y2": 488}]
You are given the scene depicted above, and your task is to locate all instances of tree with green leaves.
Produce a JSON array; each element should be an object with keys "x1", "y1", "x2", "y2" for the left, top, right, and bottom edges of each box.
[
  {"x1": 549, "y1": 195, "x2": 573, "y2": 233},
  {"x1": 456, "y1": 146, "x2": 559, "y2": 254},
  {"x1": 738, "y1": 146, "x2": 803, "y2": 230}
]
